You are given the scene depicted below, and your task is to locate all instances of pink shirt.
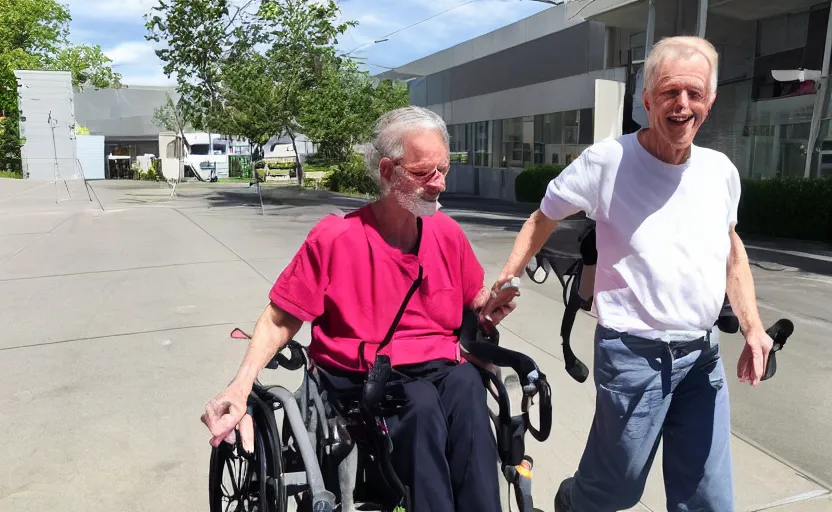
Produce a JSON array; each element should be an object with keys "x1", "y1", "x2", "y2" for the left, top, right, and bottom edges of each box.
[{"x1": 269, "y1": 205, "x2": 485, "y2": 373}]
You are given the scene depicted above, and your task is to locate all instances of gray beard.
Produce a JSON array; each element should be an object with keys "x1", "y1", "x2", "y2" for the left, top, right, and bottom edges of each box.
[{"x1": 393, "y1": 188, "x2": 439, "y2": 217}]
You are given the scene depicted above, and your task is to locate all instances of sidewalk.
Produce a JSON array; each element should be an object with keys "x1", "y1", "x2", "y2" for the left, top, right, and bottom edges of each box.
[{"x1": 483, "y1": 262, "x2": 832, "y2": 511}]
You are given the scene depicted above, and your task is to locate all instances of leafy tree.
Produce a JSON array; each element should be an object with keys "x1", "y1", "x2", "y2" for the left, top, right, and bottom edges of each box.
[
  {"x1": 258, "y1": 0, "x2": 355, "y2": 183},
  {"x1": 152, "y1": 93, "x2": 190, "y2": 180},
  {"x1": 49, "y1": 45, "x2": 122, "y2": 90},
  {"x1": 301, "y1": 58, "x2": 409, "y2": 163},
  {"x1": 218, "y1": 52, "x2": 285, "y2": 161},
  {"x1": 146, "y1": 0, "x2": 263, "y2": 153}
]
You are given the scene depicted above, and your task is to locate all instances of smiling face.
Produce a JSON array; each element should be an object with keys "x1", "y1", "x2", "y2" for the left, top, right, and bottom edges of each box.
[{"x1": 642, "y1": 52, "x2": 716, "y2": 151}]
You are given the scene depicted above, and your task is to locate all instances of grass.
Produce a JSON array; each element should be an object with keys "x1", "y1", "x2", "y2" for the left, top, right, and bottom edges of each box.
[
  {"x1": 219, "y1": 177, "x2": 252, "y2": 183},
  {"x1": 0, "y1": 171, "x2": 22, "y2": 179}
]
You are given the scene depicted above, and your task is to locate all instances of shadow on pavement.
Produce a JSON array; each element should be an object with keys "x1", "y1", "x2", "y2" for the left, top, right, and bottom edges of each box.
[{"x1": 198, "y1": 187, "x2": 832, "y2": 277}]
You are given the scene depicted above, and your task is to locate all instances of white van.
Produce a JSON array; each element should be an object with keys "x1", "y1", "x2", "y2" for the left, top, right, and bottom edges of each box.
[{"x1": 184, "y1": 132, "x2": 230, "y2": 181}]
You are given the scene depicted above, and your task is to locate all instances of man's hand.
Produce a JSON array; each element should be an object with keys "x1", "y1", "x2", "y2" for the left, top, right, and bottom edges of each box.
[
  {"x1": 476, "y1": 275, "x2": 521, "y2": 326},
  {"x1": 201, "y1": 384, "x2": 254, "y2": 453},
  {"x1": 737, "y1": 327, "x2": 774, "y2": 387}
]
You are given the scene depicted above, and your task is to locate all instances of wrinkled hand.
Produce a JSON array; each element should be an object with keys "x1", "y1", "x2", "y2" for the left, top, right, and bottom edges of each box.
[
  {"x1": 201, "y1": 385, "x2": 254, "y2": 453},
  {"x1": 737, "y1": 327, "x2": 773, "y2": 387},
  {"x1": 477, "y1": 275, "x2": 521, "y2": 327}
]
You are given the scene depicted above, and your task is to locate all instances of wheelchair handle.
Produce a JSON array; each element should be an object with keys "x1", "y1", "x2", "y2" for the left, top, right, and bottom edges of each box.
[{"x1": 525, "y1": 376, "x2": 552, "y2": 442}]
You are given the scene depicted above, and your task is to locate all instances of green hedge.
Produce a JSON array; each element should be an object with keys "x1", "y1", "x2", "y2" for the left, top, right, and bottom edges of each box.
[
  {"x1": 514, "y1": 164, "x2": 566, "y2": 203},
  {"x1": 322, "y1": 152, "x2": 379, "y2": 196},
  {"x1": 514, "y1": 166, "x2": 832, "y2": 242},
  {"x1": 737, "y1": 177, "x2": 832, "y2": 242}
]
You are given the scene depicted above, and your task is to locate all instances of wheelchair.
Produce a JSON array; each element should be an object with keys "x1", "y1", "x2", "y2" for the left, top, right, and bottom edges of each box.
[{"x1": 208, "y1": 309, "x2": 553, "y2": 512}]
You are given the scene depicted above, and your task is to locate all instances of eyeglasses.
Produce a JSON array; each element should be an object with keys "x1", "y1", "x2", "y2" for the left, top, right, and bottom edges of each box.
[{"x1": 388, "y1": 158, "x2": 450, "y2": 180}]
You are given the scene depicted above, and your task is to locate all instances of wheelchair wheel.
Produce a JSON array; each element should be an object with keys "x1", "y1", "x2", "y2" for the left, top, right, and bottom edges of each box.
[{"x1": 208, "y1": 395, "x2": 288, "y2": 512}]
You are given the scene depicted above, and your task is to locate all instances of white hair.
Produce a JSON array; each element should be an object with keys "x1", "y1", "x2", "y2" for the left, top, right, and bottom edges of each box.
[
  {"x1": 644, "y1": 36, "x2": 719, "y2": 99},
  {"x1": 362, "y1": 106, "x2": 450, "y2": 185}
]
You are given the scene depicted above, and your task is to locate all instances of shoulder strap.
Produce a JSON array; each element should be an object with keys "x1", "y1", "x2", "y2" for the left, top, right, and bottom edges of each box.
[{"x1": 374, "y1": 217, "x2": 424, "y2": 357}]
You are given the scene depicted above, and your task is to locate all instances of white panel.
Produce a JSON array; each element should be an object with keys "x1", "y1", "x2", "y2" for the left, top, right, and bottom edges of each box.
[
  {"x1": 431, "y1": 67, "x2": 627, "y2": 125},
  {"x1": 594, "y1": 79, "x2": 625, "y2": 142},
  {"x1": 14, "y1": 70, "x2": 79, "y2": 181},
  {"x1": 75, "y1": 135, "x2": 105, "y2": 180}
]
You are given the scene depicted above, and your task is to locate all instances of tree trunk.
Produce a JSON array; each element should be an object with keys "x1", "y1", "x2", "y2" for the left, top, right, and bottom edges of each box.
[{"x1": 288, "y1": 130, "x2": 303, "y2": 186}]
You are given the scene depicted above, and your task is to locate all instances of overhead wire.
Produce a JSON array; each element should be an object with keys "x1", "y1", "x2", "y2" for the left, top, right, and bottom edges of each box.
[{"x1": 341, "y1": 0, "x2": 480, "y2": 56}]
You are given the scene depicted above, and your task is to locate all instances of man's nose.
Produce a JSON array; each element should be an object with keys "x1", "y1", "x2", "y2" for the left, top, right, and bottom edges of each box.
[
  {"x1": 676, "y1": 91, "x2": 691, "y2": 111},
  {"x1": 424, "y1": 171, "x2": 446, "y2": 194}
]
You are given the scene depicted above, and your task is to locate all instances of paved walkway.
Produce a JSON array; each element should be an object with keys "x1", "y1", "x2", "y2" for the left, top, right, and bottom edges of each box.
[{"x1": 1, "y1": 179, "x2": 830, "y2": 511}]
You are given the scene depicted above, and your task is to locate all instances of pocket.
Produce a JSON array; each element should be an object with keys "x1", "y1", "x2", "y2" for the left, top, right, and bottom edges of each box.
[
  {"x1": 596, "y1": 383, "x2": 662, "y2": 440},
  {"x1": 422, "y1": 287, "x2": 461, "y2": 329}
]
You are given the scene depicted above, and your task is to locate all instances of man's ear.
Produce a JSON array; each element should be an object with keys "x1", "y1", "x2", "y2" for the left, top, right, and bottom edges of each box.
[
  {"x1": 378, "y1": 157, "x2": 392, "y2": 181},
  {"x1": 642, "y1": 88, "x2": 650, "y2": 113}
]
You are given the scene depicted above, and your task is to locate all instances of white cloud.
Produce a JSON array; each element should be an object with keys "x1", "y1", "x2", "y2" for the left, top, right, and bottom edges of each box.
[
  {"x1": 105, "y1": 41, "x2": 158, "y2": 66},
  {"x1": 67, "y1": 0, "x2": 155, "y2": 21}
]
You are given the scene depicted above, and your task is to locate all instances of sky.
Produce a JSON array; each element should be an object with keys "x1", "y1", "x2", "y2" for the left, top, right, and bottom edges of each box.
[{"x1": 64, "y1": 0, "x2": 555, "y2": 87}]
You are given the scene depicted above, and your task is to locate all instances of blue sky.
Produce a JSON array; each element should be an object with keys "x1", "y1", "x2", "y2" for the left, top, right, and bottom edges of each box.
[{"x1": 64, "y1": 0, "x2": 554, "y2": 86}]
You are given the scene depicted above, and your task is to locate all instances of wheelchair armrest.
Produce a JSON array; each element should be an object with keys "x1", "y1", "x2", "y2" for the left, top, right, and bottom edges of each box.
[{"x1": 265, "y1": 340, "x2": 307, "y2": 371}]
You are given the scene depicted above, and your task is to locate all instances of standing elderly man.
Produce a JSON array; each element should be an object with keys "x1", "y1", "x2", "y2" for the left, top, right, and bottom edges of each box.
[
  {"x1": 481, "y1": 36, "x2": 772, "y2": 511},
  {"x1": 202, "y1": 106, "x2": 512, "y2": 511}
]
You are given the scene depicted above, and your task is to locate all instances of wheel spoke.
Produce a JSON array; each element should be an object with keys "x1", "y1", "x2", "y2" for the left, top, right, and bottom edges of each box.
[{"x1": 225, "y1": 458, "x2": 241, "y2": 495}]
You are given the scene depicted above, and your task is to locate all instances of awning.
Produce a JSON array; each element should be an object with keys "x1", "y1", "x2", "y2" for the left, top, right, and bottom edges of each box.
[{"x1": 565, "y1": 0, "x2": 642, "y2": 21}]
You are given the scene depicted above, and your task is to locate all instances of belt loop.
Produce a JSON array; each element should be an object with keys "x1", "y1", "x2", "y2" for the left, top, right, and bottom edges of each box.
[{"x1": 661, "y1": 343, "x2": 673, "y2": 398}]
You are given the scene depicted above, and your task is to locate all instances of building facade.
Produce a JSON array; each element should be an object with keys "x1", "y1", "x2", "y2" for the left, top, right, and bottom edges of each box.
[{"x1": 379, "y1": 0, "x2": 832, "y2": 199}]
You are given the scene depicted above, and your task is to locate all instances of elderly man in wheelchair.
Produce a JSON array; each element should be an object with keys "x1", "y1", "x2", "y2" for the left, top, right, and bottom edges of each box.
[{"x1": 202, "y1": 106, "x2": 552, "y2": 512}]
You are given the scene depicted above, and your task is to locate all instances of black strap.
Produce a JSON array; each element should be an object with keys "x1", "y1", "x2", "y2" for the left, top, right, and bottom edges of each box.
[
  {"x1": 363, "y1": 218, "x2": 424, "y2": 363},
  {"x1": 377, "y1": 264, "x2": 423, "y2": 356}
]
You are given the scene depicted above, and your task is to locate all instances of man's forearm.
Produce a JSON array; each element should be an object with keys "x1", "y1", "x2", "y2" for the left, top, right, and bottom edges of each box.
[
  {"x1": 499, "y1": 210, "x2": 559, "y2": 280},
  {"x1": 232, "y1": 303, "x2": 302, "y2": 394},
  {"x1": 726, "y1": 230, "x2": 765, "y2": 336}
]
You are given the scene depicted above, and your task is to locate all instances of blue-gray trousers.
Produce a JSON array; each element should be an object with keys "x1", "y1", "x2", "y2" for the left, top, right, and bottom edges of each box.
[{"x1": 566, "y1": 325, "x2": 734, "y2": 511}]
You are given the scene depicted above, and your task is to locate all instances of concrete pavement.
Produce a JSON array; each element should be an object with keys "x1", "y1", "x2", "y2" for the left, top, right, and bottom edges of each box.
[{"x1": 1, "y1": 179, "x2": 830, "y2": 511}]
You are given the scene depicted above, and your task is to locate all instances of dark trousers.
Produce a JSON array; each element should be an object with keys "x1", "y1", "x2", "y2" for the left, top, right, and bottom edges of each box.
[{"x1": 318, "y1": 360, "x2": 502, "y2": 512}]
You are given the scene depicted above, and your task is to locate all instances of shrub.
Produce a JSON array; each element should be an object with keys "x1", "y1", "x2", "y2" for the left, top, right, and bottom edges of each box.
[
  {"x1": 514, "y1": 164, "x2": 566, "y2": 203},
  {"x1": 737, "y1": 177, "x2": 832, "y2": 242},
  {"x1": 322, "y1": 152, "x2": 379, "y2": 196},
  {"x1": 304, "y1": 153, "x2": 330, "y2": 166},
  {"x1": 267, "y1": 161, "x2": 295, "y2": 170}
]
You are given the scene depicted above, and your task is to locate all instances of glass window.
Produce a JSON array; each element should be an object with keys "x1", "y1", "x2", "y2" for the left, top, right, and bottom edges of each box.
[
  {"x1": 449, "y1": 124, "x2": 472, "y2": 164},
  {"x1": 534, "y1": 115, "x2": 545, "y2": 165},
  {"x1": 630, "y1": 31, "x2": 646, "y2": 62},
  {"x1": 522, "y1": 116, "x2": 534, "y2": 165},
  {"x1": 190, "y1": 144, "x2": 210, "y2": 156},
  {"x1": 758, "y1": 12, "x2": 809, "y2": 57},
  {"x1": 579, "y1": 108, "x2": 594, "y2": 145},
  {"x1": 501, "y1": 118, "x2": 524, "y2": 168},
  {"x1": 474, "y1": 121, "x2": 492, "y2": 167},
  {"x1": 563, "y1": 111, "x2": 579, "y2": 145}
]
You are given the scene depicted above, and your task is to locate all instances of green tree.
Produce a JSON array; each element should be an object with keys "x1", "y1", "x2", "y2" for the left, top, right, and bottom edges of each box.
[
  {"x1": 218, "y1": 52, "x2": 285, "y2": 161},
  {"x1": 146, "y1": 0, "x2": 263, "y2": 153},
  {"x1": 301, "y1": 58, "x2": 410, "y2": 163},
  {"x1": 259, "y1": 0, "x2": 355, "y2": 183},
  {"x1": 49, "y1": 45, "x2": 122, "y2": 90}
]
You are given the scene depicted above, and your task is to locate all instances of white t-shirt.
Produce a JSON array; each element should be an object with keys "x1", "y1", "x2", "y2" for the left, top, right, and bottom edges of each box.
[{"x1": 540, "y1": 131, "x2": 741, "y2": 341}]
